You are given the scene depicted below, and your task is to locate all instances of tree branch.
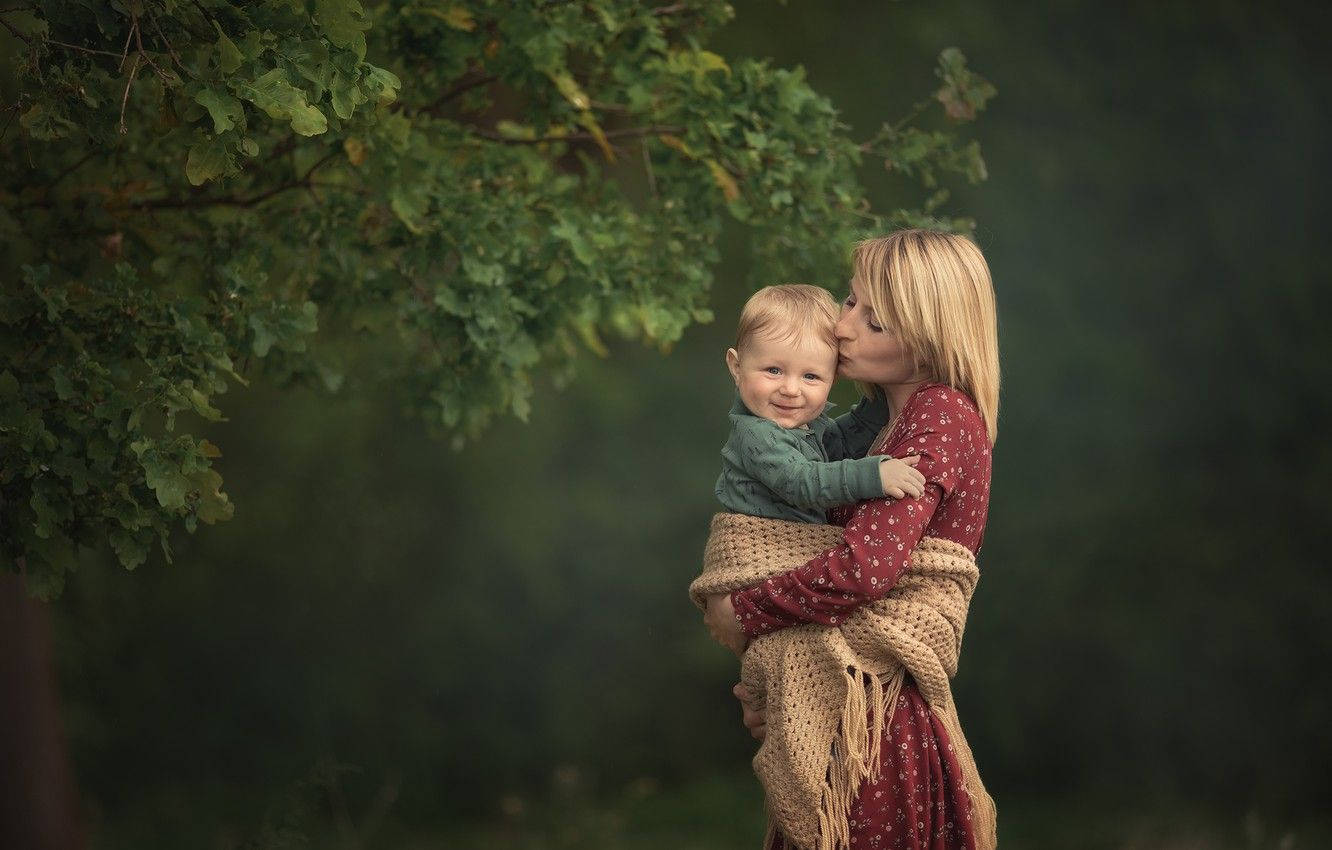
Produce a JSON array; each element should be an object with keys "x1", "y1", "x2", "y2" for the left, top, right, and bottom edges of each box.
[
  {"x1": 0, "y1": 13, "x2": 30, "y2": 44},
  {"x1": 469, "y1": 124, "x2": 683, "y2": 145},
  {"x1": 46, "y1": 149, "x2": 96, "y2": 190},
  {"x1": 417, "y1": 73, "x2": 498, "y2": 116},
  {"x1": 14, "y1": 148, "x2": 353, "y2": 214},
  {"x1": 130, "y1": 148, "x2": 347, "y2": 211},
  {"x1": 147, "y1": 9, "x2": 185, "y2": 72},
  {"x1": 118, "y1": 54, "x2": 141, "y2": 134},
  {"x1": 127, "y1": 181, "x2": 343, "y2": 211},
  {"x1": 39, "y1": 36, "x2": 124, "y2": 59}
]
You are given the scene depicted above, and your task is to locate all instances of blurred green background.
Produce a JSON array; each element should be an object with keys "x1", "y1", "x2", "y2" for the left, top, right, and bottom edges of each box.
[{"x1": 48, "y1": 1, "x2": 1331, "y2": 847}]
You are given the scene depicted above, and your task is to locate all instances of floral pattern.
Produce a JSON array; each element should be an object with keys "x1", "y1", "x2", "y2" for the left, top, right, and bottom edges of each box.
[{"x1": 733, "y1": 384, "x2": 992, "y2": 850}]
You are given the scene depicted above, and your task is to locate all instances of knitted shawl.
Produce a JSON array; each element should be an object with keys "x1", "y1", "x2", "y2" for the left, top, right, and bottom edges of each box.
[{"x1": 690, "y1": 512, "x2": 997, "y2": 850}]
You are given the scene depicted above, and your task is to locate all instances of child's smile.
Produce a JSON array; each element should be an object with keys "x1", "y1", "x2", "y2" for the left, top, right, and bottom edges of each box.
[{"x1": 726, "y1": 333, "x2": 838, "y2": 429}]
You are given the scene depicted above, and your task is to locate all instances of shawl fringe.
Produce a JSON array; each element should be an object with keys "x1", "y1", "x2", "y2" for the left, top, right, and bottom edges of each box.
[{"x1": 692, "y1": 513, "x2": 997, "y2": 850}]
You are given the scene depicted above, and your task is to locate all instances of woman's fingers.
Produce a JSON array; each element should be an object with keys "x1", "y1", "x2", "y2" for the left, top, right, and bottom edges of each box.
[
  {"x1": 742, "y1": 706, "x2": 766, "y2": 740},
  {"x1": 733, "y1": 683, "x2": 767, "y2": 740}
]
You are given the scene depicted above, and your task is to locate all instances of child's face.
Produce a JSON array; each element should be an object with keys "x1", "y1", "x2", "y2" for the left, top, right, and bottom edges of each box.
[{"x1": 726, "y1": 333, "x2": 838, "y2": 429}]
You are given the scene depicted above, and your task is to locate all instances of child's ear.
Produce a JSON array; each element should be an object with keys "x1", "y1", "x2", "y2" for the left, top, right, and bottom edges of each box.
[{"x1": 725, "y1": 348, "x2": 741, "y2": 383}]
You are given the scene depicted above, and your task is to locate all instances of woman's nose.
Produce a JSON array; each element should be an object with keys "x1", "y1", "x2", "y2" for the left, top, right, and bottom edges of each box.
[{"x1": 835, "y1": 311, "x2": 853, "y2": 341}]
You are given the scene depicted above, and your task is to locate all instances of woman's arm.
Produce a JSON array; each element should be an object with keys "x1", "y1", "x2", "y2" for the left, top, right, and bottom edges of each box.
[
  {"x1": 730, "y1": 391, "x2": 968, "y2": 638},
  {"x1": 730, "y1": 484, "x2": 943, "y2": 637}
]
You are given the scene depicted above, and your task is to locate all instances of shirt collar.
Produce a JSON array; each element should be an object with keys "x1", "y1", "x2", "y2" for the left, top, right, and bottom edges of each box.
[{"x1": 728, "y1": 393, "x2": 834, "y2": 424}]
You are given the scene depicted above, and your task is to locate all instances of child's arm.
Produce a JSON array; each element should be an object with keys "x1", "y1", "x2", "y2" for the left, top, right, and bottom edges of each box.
[
  {"x1": 821, "y1": 392, "x2": 891, "y2": 460},
  {"x1": 733, "y1": 422, "x2": 921, "y2": 510}
]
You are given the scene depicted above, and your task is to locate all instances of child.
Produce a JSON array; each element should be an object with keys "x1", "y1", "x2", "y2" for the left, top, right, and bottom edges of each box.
[{"x1": 715, "y1": 284, "x2": 923, "y2": 523}]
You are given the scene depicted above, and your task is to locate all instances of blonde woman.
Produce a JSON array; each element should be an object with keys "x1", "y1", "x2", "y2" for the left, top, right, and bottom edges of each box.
[{"x1": 703, "y1": 229, "x2": 1000, "y2": 849}]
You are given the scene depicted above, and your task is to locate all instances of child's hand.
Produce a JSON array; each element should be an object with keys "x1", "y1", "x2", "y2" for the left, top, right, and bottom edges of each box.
[{"x1": 879, "y1": 454, "x2": 925, "y2": 500}]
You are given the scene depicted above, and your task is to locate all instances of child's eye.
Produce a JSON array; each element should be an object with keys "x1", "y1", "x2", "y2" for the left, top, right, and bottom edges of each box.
[
  {"x1": 764, "y1": 367, "x2": 781, "y2": 375},
  {"x1": 803, "y1": 373, "x2": 822, "y2": 381}
]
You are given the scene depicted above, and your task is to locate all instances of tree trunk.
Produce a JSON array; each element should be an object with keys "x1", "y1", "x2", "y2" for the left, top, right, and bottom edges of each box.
[{"x1": 0, "y1": 570, "x2": 86, "y2": 850}]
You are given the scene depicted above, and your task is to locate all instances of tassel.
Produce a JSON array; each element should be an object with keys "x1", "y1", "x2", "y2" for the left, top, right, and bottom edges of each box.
[
  {"x1": 813, "y1": 665, "x2": 911, "y2": 850},
  {"x1": 930, "y1": 698, "x2": 998, "y2": 850}
]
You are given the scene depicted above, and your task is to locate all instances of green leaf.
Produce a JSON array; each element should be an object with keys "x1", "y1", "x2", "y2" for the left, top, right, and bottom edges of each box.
[
  {"x1": 286, "y1": 39, "x2": 332, "y2": 88},
  {"x1": 315, "y1": 0, "x2": 371, "y2": 59},
  {"x1": 288, "y1": 103, "x2": 328, "y2": 136},
  {"x1": 548, "y1": 72, "x2": 590, "y2": 110},
  {"x1": 49, "y1": 365, "x2": 75, "y2": 400},
  {"x1": 189, "y1": 469, "x2": 234, "y2": 524},
  {"x1": 20, "y1": 102, "x2": 77, "y2": 140},
  {"x1": 185, "y1": 137, "x2": 232, "y2": 186},
  {"x1": 389, "y1": 185, "x2": 429, "y2": 233},
  {"x1": 294, "y1": 301, "x2": 318, "y2": 334},
  {"x1": 110, "y1": 529, "x2": 151, "y2": 570},
  {"x1": 462, "y1": 255, "x2": 504, "y2": 287},
  {"x1": 249, "y1": 314, "x2": 278, "y2": 357},
  {"x1": 329, "y1": 70, "x2": 366, "y2": 120},
  {"x1": 362, "y1": 65, "x2": 401, "y2": 105},
  {"x1": 237, "y1": 69, "x2": 328, "y2": 136},
  {"x1": 142, "y1": 455, "x2": 190, "y2": 510},
  {"x1": 214, "y1": 23, "x2": 244, "y2": 73},
  {"x1": 418, "y1": 4, "x2": 475, "y2": 31},
  {"x1": 195, "y1": 88, "x2": 245, "y2": 134},
  {"x1": 934, "y1": 47, "x2": 996, "y2": 121},
  {"x1": 187, "y1": 386, "x2": 223, "y2": 421}
]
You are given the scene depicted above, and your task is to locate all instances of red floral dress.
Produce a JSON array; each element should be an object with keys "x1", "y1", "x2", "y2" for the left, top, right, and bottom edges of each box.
[{"x1": 731, "y1": 384, "x2": 992, "y2": 850}]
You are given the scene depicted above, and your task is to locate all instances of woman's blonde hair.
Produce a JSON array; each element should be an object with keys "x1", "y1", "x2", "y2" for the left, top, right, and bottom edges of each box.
[
  {"x1": 853, "y1": 230, "x2": 1000, "y2": 443},
  {"x1": 733, "y1": 284, "x2": 838, "y2": 353}
]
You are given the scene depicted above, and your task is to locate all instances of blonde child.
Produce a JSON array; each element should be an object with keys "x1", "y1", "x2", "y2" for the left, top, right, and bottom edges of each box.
[{"x1": 715, "y1": 285, "x2": 923, "y2": 522}]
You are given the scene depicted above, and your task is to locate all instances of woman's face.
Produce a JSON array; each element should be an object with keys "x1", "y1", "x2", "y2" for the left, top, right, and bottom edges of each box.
[{"x1": 835, "y1": 275, "x2": 919, "y2": 387}]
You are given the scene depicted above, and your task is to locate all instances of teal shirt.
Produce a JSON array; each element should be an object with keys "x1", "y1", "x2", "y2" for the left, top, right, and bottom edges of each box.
[{"x1": 714, "y1": 393, "x2": 891, "y2": 524}]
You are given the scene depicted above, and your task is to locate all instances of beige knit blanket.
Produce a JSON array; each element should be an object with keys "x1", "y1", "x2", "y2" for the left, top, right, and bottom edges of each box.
[{"x1": 690, "y1": 513, "x2": 997, "y2": 850}]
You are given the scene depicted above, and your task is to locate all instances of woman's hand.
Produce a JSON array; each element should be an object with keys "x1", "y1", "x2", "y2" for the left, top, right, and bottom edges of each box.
[
  {"x1": 703, "y1": 592, "x2": 747, "y2": 656},
  {"x1": 733, "y1": 682, "x2": 767, "y2": 741}
]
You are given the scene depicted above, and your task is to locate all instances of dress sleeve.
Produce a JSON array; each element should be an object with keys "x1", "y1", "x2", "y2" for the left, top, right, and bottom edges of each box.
[
  {"x1": 731, "y1": 396, "x2": 965, "y2": 637},
  {"x1": 821, "y1": 393, "x2": 890, "y2": 461}
]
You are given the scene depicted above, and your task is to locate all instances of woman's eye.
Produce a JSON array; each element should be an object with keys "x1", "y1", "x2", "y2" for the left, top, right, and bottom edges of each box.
[{"x1": 868, "y1": 321, "x2": 883, "y2": 333}]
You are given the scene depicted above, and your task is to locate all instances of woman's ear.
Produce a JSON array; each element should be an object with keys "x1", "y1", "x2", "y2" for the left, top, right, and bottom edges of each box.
[{"x1": 725, "y1": 347, "x2": 742, "y2": 384}]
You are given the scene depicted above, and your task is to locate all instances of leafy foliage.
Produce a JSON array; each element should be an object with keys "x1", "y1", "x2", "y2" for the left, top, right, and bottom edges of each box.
[{"x1": 0, "y1": 0, "x2": 993, "y2": 593}]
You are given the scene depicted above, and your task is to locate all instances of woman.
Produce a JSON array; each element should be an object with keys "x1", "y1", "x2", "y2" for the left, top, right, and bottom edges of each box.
[{"x1": 703, "y1": 229, "x2": 1000, "y2": 850}]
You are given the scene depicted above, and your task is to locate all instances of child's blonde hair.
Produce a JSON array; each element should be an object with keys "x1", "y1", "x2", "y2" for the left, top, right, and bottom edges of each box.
[
  {"x1": 853, "y1": 230, "x2": 1000, "y2": 443},
  {"x1": 733, "y1": 284, "x2": 838, "y2": 354}
]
